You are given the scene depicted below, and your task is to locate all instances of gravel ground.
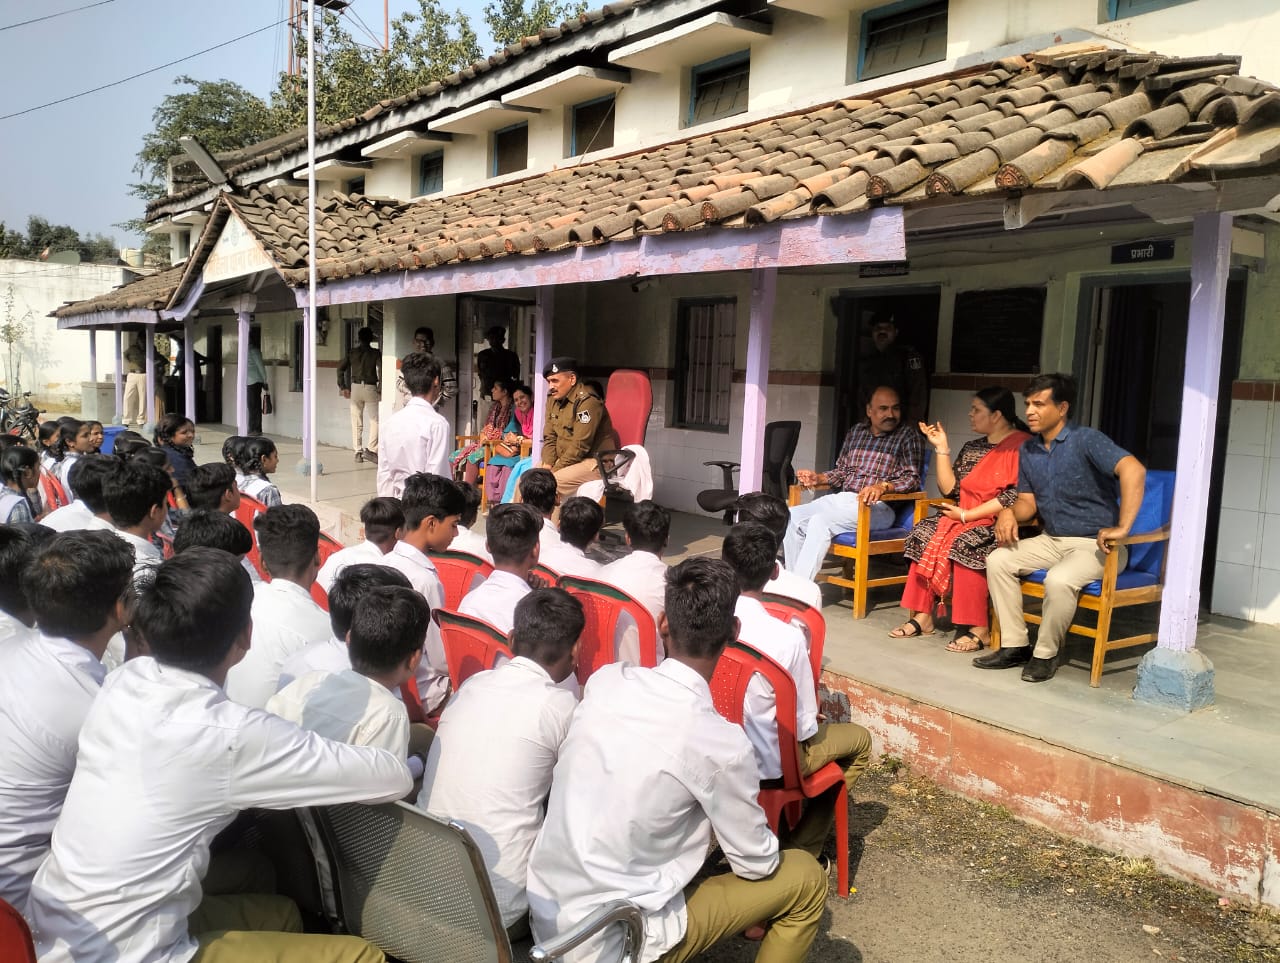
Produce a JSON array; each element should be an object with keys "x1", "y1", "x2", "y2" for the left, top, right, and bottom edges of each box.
[{"x1": 697, "y1": 761, "x2": 1280, "y2": 963}]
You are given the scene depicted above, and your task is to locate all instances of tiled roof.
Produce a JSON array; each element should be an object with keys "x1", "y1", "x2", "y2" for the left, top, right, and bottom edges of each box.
[
  {"x1": 63, "y1": 43, "x2": 1280, "y2": 318},
  {"x1": 54, "y1": 265, "x2": 187, "y2": 319}
]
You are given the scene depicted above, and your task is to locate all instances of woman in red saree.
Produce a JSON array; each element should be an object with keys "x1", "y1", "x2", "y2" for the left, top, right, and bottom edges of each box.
[{"x1": 890, "y1": 386, "x2": 1031, "y2": 651}]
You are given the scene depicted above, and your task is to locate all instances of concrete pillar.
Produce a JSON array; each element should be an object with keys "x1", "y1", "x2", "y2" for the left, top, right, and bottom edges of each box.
[
  {"x1": 301, "y1": 305, "x2": 314, "y2": 476},
  {"x1": 531, "y1": 286, "x2": 553, "y2": 465},
  {"x1": 738, "y1": 267, "x2": 777, "y2": 494},
  {"x1": 233, "y1": 295, "x2": 256, "y2": 436},
  {"x1": 1133, "y1": 212, "x2": 1229, "y2": 712},
  {"x1": 183, "y1": 318, "x2": 197, "y2": 422},
  {"x1": 143, "y1": 331, "x2": 157, "y2": 434},
  {"x1": 88, "y1": 331, "x2": 97, "y2": 384},
  {"x1": 112, "y1": 327, "x2": 124, "y2": 425}
]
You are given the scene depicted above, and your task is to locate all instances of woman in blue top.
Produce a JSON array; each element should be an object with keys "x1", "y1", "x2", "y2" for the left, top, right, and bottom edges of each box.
[{"x1": 486, "y1": 382, "x2": 535, "y2": 505}]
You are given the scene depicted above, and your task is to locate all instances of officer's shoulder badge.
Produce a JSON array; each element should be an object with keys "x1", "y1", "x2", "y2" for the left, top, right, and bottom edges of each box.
[
  {"x1": 908, "y1": 355, "x2": 922, "y2": 370},
  {"x1": 578, "y1": 410, "x2": 591, "y2": 424}
]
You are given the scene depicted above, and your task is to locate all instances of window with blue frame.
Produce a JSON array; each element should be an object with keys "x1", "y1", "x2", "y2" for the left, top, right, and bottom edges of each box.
[
  {"x1": 688, "y1": 52, "x2": 750, "y2": 127},
  {"x1": 1108, "y1": 0, "x2": 1194, "y2": 18},
  {"x1": 418, "y1": 152, "x2": 444, "y2": 196},
  {"x1": 347, "y1": 176, "x2": 365, "y2": 195},
  {"x1": 570, "y1": 95, "x2": 615, "y2": 156},
  {"x1": 858, "y1": 0, "x2": 948, "y2": 82},
  {"x1": 493, "y1": 123, "x2": 529, "y2": 176}
]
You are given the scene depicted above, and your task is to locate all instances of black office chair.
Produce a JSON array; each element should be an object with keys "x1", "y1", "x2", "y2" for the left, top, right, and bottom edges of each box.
[{"x1": 696, "y1": 421, "x2": 801, "y2": 524}]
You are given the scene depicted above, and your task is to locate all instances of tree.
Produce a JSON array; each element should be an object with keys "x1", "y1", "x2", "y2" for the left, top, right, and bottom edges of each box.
[
  {"x1": 484, "y1": 0, "x2": 585, "y2": 49},
  {"x1": 0, "y1": 217, "x2": 120, "y2": 263}
]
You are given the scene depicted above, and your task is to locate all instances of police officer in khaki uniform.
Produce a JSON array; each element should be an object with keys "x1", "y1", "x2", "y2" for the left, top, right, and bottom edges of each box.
[
  {"x1": 540, "y1": 356, "x2": 615, "y2": 499},
  {"x1": 337, "y1": 326, "x2": 381, "y2": 462}
]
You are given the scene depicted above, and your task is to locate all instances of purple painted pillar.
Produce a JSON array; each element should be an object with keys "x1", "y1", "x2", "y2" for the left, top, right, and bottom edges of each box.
[
  {"x1": 112, "y1": 327, "x2": 124, "y2": 425},
  {"x1": 143, "y1": 333, "x2": 157, "y2": 431},
  {"x1": 531, "y1": 286, "x2": 553, "y2": 465},
  {"x1": 183, "y1": 319, "x2": 197, "y2": 422},
  {"x1": 1134, "y1": 212, "x2": 1228, "y2": 711},
  {"x1": 739, "y1": 267, "x2": 777, "y2": 494},
  {"x1": 234, "y1": 296, "x2": 255, "y2": 436}
]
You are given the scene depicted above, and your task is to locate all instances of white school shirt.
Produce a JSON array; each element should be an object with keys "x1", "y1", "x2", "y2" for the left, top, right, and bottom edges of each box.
[
  {"x1": 57, "y1": 454, "x2": 80, "y2": 497},
  {"x1": 315, "y1": 538, "x2": 386, "y2": 593},
  {"x1": 526, "y1": 660, "x2": 778, "y2": 963},
  {"x1": 539, "y1": 540, "x2": 604, "y2": 579},
  {"x1": 538, "y1": 516, "x2": 561, "y2": 554},
  {"x1": 458, "y1": 569, "x2": 530, "y2": 634},
  {"x1": 239, "y1": 474, "x2": 282, "y2": 508},
  {"x1": 376, "y1": 397, "x2": 450, "y2": 497},
  {"x1": 735, "y1": 595, "x2": 819, "y2": 780},
  {"x1": 0, "y1": 612, "x2": 32, "y2": 648},
  {"x1": 0, "y1": 488, "x2": 33, "y2": 524},
  {"x1": 601, "y1": 550, "x2": 668, "y2": 622},
  {"x1": 40, "y1": 500, "x2": 91, "y2": 532},
  {"x1": 111, "y1": 527, "x2": 163, "y2": 580},
  {"x1": 765, "y1": 566, "x2": 823, "y2": 610},
  {"x1": 419, "y1": 657, "x2": 576, "y2": 927},
  {"x1": 27, "y1": 657, "x2": 412, "y2": 963},
  {"x1": 225, "y1": 579, "x2": 332, "y2": 709},
  {"x1": 379, "y1": 541, "x2": 449, "y2": 713},
  {"x1": 267, "y1": 669, "x2": 410, "y2": 756},
  {"x1": 277, "y1": 636, "x2": 351, "y2": 690},
  {"x1": 0, "y1": 632, "x2": 105, "y2": 910},
  {"x1": 450, "y1": 524, "x2": 492, "y2": 563}
]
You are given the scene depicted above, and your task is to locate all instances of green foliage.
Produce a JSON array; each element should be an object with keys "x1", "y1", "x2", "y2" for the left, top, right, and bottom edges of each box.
[
  {"x1": 0, "y1": 216, "x2": 119, "y2": 264},
  {"x1": 484, "y1": 0, "x2": 586, "y2": 49}
]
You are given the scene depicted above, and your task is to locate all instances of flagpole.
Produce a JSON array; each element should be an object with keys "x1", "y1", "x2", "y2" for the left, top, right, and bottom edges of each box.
[{"x1": 306, "y1": 0, "x2": 319, "y2": 503}]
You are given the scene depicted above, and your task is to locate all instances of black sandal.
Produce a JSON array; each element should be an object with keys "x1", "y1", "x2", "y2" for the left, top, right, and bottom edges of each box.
[{"x1": 888, "y1": 618, "x2": 934, "y2": 639}]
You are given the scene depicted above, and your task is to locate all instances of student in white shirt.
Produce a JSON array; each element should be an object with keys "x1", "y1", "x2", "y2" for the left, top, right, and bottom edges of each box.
[
  {"x1": 379, "y1": 472, "x2": 463, "y2": 714},
  {"x1": 269, "y1": 585, "x2": 429, "y2": 759},
  {"x1": 0, "y1": 524, "x2": 55, "y2": 646},
  {"x1": 421, "y1": 587, "x2": 582, "y2": 936},
  {"x1": 185, "y1": 462, "x2": 243, "y2": 514},
  {"x1": 377, "y1": 352, "x2": 450, "y2": 497},
  {"x1": 601, "y1": 499, "x2": 671, "y2": 622},
  {"x1": 279, "y1": 563, "x2": 414, "y2": 688},
  {"x1": 736, "y1": 492, "x2": 824, "y2": 611},
  {"x1": 458, "y1": 502, "x2": 541, "y2": 633},
  {"x1": 103, "y1": 459, "x2": 169, "y2": 578},
  {"x1": 236, "y1": 437, "x2": 283, "y2": 508},
  {"x1": 0, "y1": 445, "x2": 40, "y2": 524},
  {"x1": 526, "y1": 557, "x2": 827, "y2": 963},
  {"x1": 0, "y1": 531, "x2": 132, "y2": 911},
  {"x1": 172, "y1": 508, "x2": 259, "y2": 587},
  {"x1": 518, "y1": 468, "x2": 563, "y2": 556},
  {"x1": 316, "y1": 496, "x2": 403, "y2": 594},
  {"x1": 540, "y1": 496, "x2": 605, "y2": 577},
  {"x1": 724, "y1": 522, "x2": 872, "y2": 860},
  {"x1": 27, "y1": 548, "x2": 405, "y2": 963},
  {"x1": 226, "y1": 504, "x2": 332, "y2": 708},
  {"x1": 450, "y1": 481, "x2": 492, "y2": 562},
  {"x1": 54, "y1": 418, "x2": 95, "y2": 500},
  {"x1": 40, "y1": 455, "x2": 118, "y2": 533}
]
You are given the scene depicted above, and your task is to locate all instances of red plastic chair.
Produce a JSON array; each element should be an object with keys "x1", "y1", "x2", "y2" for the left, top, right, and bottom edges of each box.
[
  {"x1": 234, "y1": 494, "x2": 268, "y2": 579},
  {"x1": 603, "y1": 369, "x2": 653, "y2": 448},
  {"x1": 429, "y1": 550, "x2": 494, "y2": 610},
  {"x1": 39, "y1": 469, "x2": 69, "y2": 513},
  {"x1": 310, "y1": 533, "x2": 344, "y2": 611},
  {"x1": 709, "y1": 642, "x2": 850, "y2": 900},
  {"x1": 434, "y1": 608, "x2": 512, "y2": 691},
  {"x1": 531, "y1": 562, "x2": 561, "y2": 585},
  {"x1": 760, "y1": 593, "x2": 826, "y2": 694},
  {"x1": 0, "y1": 896, "x2": 37, "y2": 963},
  {"x1": 558, "y1": 575, "x2": 658, "y2": 686}
]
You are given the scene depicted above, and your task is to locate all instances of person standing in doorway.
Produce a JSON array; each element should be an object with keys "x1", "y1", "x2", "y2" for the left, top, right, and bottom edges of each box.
[
  {"x1": 246, "y1": 329, "x2": 268, "y2": 437},
  {"x1": 122, "y1": 334, "x2": 147, "y2": 427},
  {"x1": 338, "y1": 326, "x2": 381, "y2": 463},
  {"x1": 476, "y1": 325, "x2": 521, "y2": 396},
  {"x1": 857, "y1": 313, "x2": 929, "y2": 427}
]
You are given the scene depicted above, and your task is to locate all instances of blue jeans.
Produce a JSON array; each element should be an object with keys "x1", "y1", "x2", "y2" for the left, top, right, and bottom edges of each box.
[{"x1": 783, "y1": 492, "x2": 894, "y2": 582}]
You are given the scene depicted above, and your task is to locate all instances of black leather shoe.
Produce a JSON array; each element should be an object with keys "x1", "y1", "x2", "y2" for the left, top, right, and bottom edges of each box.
[
  {"x1": 1021, "y1": 656, "x2": 1059, "y2": 683},
  {"x1": 972, "y1": 647, "x2": 1031, "y2": 670}
]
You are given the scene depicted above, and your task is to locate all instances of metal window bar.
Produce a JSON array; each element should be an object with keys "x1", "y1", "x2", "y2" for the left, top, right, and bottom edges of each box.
[
  {"x1": 692, "y1": 61, "x2": 750, "y2": 125},
  {"x1": 680, "y1": 300, "x2": 734, "y2": 428},
  {"x1": 862, "y1": 1, "x2": 947, "y2": 80}
]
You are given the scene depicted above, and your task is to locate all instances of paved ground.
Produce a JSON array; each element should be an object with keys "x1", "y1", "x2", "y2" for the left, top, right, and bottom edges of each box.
[{"x1": 698, "y1": 763, "x2": 1279, "y2": 963}]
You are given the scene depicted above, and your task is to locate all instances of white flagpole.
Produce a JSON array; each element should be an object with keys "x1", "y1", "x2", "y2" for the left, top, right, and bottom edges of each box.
[{"x1": 306, "y1": 0, "x2": 319, "y2": 503}]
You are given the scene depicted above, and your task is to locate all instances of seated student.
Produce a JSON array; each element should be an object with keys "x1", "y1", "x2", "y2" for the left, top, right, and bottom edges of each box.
[
  {"x1": 723, "y1": 522, "x2": 872, "y2": 861},
  {"x1": 225, "y1": 504, "x2": 332, "y2": 708},
  {"x1": 236, "y1": 436, "x2": 283, "y2": 507},
  {"x1": 40, "y1": 455, "x2": 118, "y2": 533},
  {"x1": 173, "y1": 503, "x2": 261, "y2": 585},
  {"x1": 0, "y1": 530, "x2": 133, "y2": 910},
  {"x1": 223, "y1": 435, "x2": 249, "y2": 487},
  {"x1": 26, "y1": 548, "x2": 409, "y2": 963},
  {"x1": 539, "y1": 496, "x2": 604, "y2": 577},
  {"x1": 279, "y1": 563, "x2": 412, "y2": 688},
  {"x1": 269, "y1": 586, "x2": 429, "y2": 758},
  {"x1": 154, "y1": 413, "x2": 198, "y2": 488},
  {"x1": 316, "y1": 496, "x2": 404, "y2": 594},
  {"x1": 378, "y1": 472, "x2": 464, "y2": 715},
  {"x1": 736, "y1": 491, "x2": 823, "y2": 610},
  {"x1": 103, "y1": 460, "x2": 171, "y2": 578},
  {"x1": 186, "y1": 462, "x2": 242, "y2": 514},
  {"x1": 54, "y1": 418, "x2": 96, "y2": 499},
  {"x1": 0, "y1": 446, "x2": 40, "y2": 523},
  {"x1": 449, "y1": 481, "x2": 492, "y2": 562},
  {"x1": 601, "y1": 499, "x2": 671, "y2": 622},
  {"x1": 518, "y1": 468, "x2": 562, "y2": 554},
  {"x1": 526, "y1": 557, "x2": 827, "y2": 963},
  {"x1": 420, "y1": 588, "x2": 582, "y2": 936},
  {"x1": 0, "y1": 524, "x2": 55, "y2": 645},
  {"x1": 458, "y1": 503, "x2": 541, "y2": 633}
]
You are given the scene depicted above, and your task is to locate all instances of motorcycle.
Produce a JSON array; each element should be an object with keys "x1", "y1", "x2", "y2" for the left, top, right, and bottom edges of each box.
[{"x1": 0, "y1": 388, "x2": 43, "y2": 442}]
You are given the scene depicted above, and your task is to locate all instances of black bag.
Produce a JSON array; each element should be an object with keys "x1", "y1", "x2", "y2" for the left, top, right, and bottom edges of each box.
[{"x1": 261, "y1": 390, "x2": 274, "y2": 416}]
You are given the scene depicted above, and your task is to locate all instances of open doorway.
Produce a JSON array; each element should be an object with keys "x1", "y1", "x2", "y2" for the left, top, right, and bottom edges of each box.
[
  {"x1": 202, "y1": 325, "x2": 223, "y2": 424},
  {"x1": 1079, "y1": 275, "x2": 1245, "y2": 600},
  {"x1": 455, "y1": 296, "x2": 535, "y2": 435}
]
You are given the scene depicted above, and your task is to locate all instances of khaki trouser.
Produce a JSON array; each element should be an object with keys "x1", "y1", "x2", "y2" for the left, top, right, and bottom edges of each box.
[
  {"x1": 123, "y1": 371, "x2": 147, "y2": 425},
  {"x1": 551, "y1": 459, "x2": 602, "y2": 499},
  {"x1": 786, "y1": 722, "x2": 873, "y2": 858},
  {"x1": 191, "y1": 892, "x2": 384, "y2": 962},
  {"x1": 349, "y1": 383, "x2": 380, "y2": 452},
  {"x1": 656, "y1": 850, "x2": 827, "y2": 963},
  {"x1": 986, "y1": 534, "x2": 1127, "y2": 659}
]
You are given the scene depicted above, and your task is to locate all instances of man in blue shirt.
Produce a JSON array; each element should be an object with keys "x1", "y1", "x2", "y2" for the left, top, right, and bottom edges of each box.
[{"x1": 974, "y1": 373, "x2": 1145, "y2": 683}]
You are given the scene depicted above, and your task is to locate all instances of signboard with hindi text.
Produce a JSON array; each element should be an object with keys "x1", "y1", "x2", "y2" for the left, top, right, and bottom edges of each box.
[{"x1": 203, "y1": 211, "x2": 276, "y2": 284}]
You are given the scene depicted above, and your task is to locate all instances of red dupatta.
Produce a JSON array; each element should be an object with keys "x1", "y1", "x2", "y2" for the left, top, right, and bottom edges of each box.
[{"x1": 915, "y1": 430, "x2": 1031, "y2": 598}]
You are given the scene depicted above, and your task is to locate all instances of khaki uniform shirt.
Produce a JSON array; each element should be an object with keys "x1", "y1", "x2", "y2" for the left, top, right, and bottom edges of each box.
[{"x1": 542, "y1": 384, "x2": 614, "y2": 471}]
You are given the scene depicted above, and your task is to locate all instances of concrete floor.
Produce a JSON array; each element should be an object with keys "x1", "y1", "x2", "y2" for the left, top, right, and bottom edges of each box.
[{"x1": 194, "y1": 425, "x2": 1280, "y2": 817}]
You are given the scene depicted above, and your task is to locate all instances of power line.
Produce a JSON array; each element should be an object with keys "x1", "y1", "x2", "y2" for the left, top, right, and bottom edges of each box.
[
  {"x1": 0, "y1": 18, "x2": 291, "y2": 122},
  {"x1": 0, "y1": 0, "x2": 115, "y2": 32}
]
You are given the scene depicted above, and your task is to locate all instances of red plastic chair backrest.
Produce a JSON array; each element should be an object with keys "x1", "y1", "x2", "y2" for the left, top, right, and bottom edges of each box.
[
  {"x1": 604, "y1": 369, "x2": 653, "y2": 448},
  {"x1": 429, "y1": 551, "x2": 495, "y2": 610},
  {"x1": 558, "y1": 575, "x2": 658, "y2": 686},
  {"x1": 310, "y1": 533, "x2": 345, "y2": 610},
  {"x1": 531, "y1": 562, "x2": 561, "y2": 584},
  {"x1": 709, "y1": 642, "x2": 805, "y2": 786},
  {"x1": 434, "y1": 608, "x2": 512, "y2": 691},
  {"x1": 0, "y1": 896, "x2": 37, "y2": 963},
  {"x1": 234, "y1": 494, "x2": 268, "y2": 580},
  {"x1": 39, "y1": 470, "x2": 69, "y2": 512},
  {"x1": 760, "y1": 593, "x2": 826, "y2": 691}
]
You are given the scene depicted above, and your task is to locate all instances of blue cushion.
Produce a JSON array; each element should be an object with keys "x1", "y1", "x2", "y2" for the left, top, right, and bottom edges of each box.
[
  {"x1": 1022, "y1": 568, "x2": 1160, "y2": 596},
  {"x1": 832, "y1": 527, "x2": 909, "y2": 547}
]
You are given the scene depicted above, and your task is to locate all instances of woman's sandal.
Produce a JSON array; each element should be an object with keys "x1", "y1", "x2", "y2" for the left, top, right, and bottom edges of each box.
[
  {"x1": 945, "y1": 631, "x2": 986, "y2": 653},
  {"x1": 888, "y1": 618, "x2": 934, "y2": 639}
]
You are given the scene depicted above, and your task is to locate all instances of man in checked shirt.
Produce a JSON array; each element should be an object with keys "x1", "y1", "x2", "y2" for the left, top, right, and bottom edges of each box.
[{"x1": 783, "y1": 386, "x2": 924, "y2": 582}]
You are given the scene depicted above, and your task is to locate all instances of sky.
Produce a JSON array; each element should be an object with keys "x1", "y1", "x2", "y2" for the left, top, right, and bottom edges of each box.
[{"x1": 0, "y1": 0, "x2": 491, "y2": 247}]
